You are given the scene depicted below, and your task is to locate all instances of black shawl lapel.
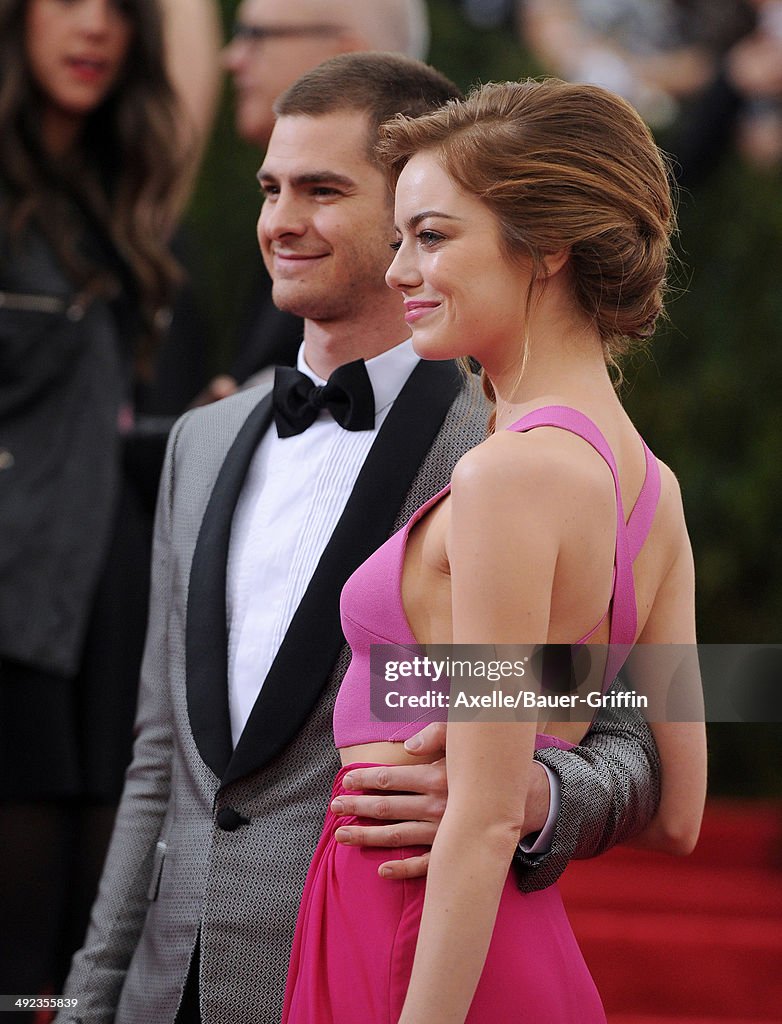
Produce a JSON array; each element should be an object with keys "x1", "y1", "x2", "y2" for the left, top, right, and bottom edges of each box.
[
  {"x1": 222, "y1": 359, "x2": 462, "y2": 787},
  {"x1": 186, "y1": 393, "x2": 274, "y2": 780}
]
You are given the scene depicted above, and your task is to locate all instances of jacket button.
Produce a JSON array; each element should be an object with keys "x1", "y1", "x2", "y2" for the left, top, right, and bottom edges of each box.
[{"x1": 216, "y1": 807, "x2": 250, "y2": 832}]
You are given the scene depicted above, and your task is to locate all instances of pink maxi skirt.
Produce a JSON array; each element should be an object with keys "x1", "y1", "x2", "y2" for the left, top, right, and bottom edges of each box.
[{"x1": 282, "y1": 763, "x2": 606, "y2": 1023}]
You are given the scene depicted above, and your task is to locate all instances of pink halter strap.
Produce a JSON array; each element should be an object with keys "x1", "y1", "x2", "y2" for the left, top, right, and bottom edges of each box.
[{"x1": 507, "y1": 405, "x2": 660, "y2": 688}]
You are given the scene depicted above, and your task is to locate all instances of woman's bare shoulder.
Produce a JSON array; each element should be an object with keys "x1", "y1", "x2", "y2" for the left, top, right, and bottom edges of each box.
[{"x1": 450, "y1": 426, "x2": 610, "y2": 517}]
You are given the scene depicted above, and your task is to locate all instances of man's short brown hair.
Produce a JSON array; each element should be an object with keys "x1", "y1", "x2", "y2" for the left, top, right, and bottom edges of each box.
[{"x1": 273, "y1": 52, "x2": 462, "y2": 163}]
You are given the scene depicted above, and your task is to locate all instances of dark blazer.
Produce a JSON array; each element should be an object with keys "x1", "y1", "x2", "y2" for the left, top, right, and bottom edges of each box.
[{"x1": 0, "y1": 225, "x2": 125, "y2": 676}]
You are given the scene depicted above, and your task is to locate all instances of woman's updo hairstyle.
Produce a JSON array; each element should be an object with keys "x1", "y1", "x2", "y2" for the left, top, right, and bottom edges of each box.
[{"x1": 377, "y1": 78, "x2": 675, "y2": 366}]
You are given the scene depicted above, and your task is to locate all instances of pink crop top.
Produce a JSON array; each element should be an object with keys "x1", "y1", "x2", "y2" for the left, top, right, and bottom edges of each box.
[{"x1": 332, "y1": 405, "x2": 661, "y2": 751}]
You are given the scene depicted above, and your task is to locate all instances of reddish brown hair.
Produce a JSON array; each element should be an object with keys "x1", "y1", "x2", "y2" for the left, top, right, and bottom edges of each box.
[{"x1": 378, "y1": 78, "x2": 676, "y2": 365}]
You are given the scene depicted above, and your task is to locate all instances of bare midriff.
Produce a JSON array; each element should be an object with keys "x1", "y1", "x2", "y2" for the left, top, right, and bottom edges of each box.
[{"x1": 338, "y1": 740, "x2": 436, "y2": 767}]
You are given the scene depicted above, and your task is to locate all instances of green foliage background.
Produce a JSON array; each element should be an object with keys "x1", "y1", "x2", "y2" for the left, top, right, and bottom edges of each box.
[{"x1": 186, "y1": 0, "x2": 781, "y2": 795}]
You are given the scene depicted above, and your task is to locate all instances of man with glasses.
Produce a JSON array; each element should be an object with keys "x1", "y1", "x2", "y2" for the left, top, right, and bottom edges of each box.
[{"x1": 223, "y1": 0, "x2": 429, "y2": 146}]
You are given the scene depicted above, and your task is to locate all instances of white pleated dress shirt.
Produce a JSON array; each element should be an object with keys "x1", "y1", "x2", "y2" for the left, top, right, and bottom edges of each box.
[{"x1": 226, "y1": 339, "x2": 418, "y2": 745}]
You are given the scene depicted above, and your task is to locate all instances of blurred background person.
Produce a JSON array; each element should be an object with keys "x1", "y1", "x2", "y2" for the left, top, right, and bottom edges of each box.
[
  {"x1": 644, "y1": 0, "x2": 782, "y2": 184},
  {"x1": 516, "y1": 0, "x2": 782, "y2": 181},
  {"x1": 0, "y1": 0, "x2": 220, "y2": 1014},
  {"x1": 224, "y1": 0, "x2": 429, "y2": 145},
  {"x1": 725, "y1": 0, "x2": 782, "y2": 169},
  {"x1": 517, "y1": 0, "x2": 754, "y2": 130}
]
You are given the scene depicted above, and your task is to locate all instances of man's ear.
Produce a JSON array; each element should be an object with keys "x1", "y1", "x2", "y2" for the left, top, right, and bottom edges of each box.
[{"x1": 540, "y1": 248, "x2": 570, "y2": 278}]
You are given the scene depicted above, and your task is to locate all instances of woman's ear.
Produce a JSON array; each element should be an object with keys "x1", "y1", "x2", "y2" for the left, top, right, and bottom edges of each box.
[{"x1": 540, "y1": 248, "x2": 570, "y2": 278}]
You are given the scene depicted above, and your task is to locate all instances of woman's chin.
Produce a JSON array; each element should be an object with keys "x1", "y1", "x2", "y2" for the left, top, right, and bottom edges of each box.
[{"x1": 410, "y1": 331, "x2": 461, "y2": 362}]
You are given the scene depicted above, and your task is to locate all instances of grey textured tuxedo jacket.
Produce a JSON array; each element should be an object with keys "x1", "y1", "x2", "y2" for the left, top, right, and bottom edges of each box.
[{"x1": 59, "y1": 360, "x2": 659, "y2": 1024}]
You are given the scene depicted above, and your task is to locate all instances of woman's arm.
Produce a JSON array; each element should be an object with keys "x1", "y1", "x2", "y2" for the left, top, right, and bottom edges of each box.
[
  {"x1": 628, "y1": 474, "x2": 707, "y2": 855},
  {"x1": 398, "y1": 439, "x2": 560, "y2": 1024},
  {"x1": 161, "y1": 0, "x2": 222, "y2": 148},
  {"x1": 160, "y1": 0, "x2": 223, "y2": 215}
]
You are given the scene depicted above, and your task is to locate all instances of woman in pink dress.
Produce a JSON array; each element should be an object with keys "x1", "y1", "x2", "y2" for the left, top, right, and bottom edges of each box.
[{"x1": 283, "y1": 78, "x2": 707, "y2": 1023}]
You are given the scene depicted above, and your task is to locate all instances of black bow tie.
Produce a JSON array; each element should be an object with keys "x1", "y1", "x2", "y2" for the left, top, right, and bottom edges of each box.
[{"x1": 272, "y1": 359, "x2": 375, "y2": 438}]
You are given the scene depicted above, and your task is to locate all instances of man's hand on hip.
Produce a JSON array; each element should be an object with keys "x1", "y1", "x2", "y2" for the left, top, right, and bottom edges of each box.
[{"x1": 329, "y1": 722, "x2": 552, "y2": 879}]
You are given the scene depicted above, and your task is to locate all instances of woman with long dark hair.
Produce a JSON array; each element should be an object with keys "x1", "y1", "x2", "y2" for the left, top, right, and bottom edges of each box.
[{"x1": 0, "y1": 0, "x2": 212, "y2": 1007}]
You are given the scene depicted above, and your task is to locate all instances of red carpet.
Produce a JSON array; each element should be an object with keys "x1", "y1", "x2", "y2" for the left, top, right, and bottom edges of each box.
[{"x1": 559, "y1": 800, "x2": 782, "y2": 1023}]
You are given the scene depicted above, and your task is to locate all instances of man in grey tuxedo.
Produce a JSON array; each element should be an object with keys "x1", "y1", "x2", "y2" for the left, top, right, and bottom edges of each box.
[{"x1": 60, "y1": 54, "x2": 660, "y2": 1024}]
